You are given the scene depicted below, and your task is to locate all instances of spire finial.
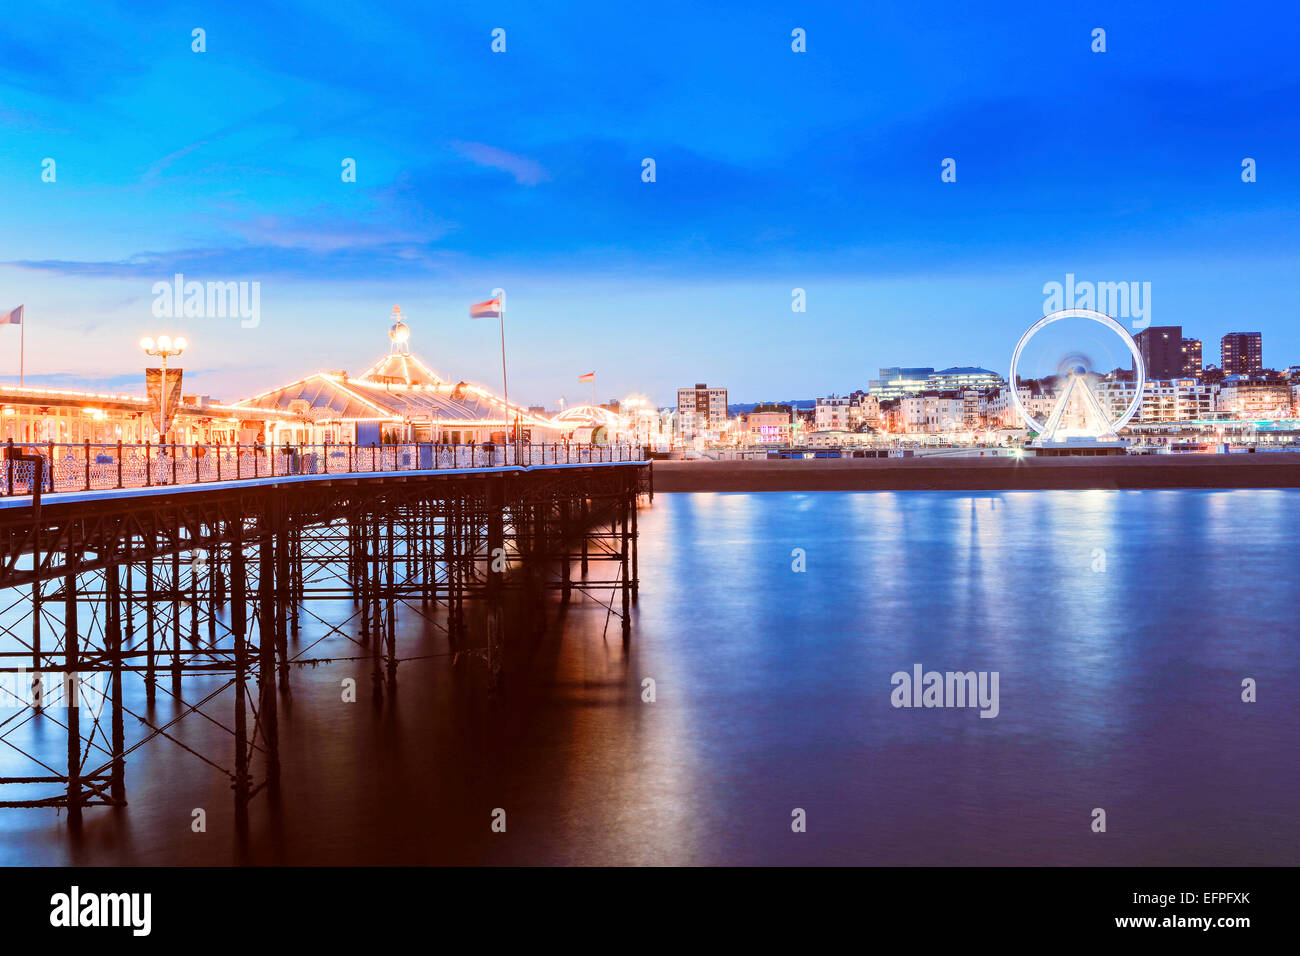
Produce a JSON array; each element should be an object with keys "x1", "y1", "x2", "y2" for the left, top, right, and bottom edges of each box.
[{"x1": 388, "y1": 306, "x2": 411, "y2": 354}]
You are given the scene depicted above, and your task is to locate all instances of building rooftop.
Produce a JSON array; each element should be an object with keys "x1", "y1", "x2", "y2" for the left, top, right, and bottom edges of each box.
[
  {"x1": 932, "y1": 366, "x2": 1000, "y2": 376},
  {"x1": 230, "y1": 315, "x2": 556, "y2": 429}
]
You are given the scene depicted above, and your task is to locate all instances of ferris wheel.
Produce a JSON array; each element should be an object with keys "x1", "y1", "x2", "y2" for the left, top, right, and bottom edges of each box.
[{"x1": 1009, "y1": 308, "x2": 1145, "y2": 443}]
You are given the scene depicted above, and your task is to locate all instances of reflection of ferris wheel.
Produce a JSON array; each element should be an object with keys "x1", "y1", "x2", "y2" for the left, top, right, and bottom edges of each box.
[{"x1": 1009, "y1": 309, "x2": 1145, "y2": 442}]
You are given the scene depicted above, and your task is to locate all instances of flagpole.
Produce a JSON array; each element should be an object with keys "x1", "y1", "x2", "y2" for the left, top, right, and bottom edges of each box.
[
  {"x1": 591, "y1": 374, "x2": 595, "y2": 409},
  {"x1": 159, "y1": 352, "x2": 169, "y2": 440},
  {"x1": 498, "y1": 300, "x2": 510, "y2": 449},
  {"x1": 19, "y1": 316, "x2": 24, "y2": 388}
]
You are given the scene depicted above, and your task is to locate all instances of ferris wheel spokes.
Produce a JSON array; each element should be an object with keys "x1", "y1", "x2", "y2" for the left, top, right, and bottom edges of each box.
[{"x1": 1035, "y1": 369, "x2": 1120, "y2": 443}]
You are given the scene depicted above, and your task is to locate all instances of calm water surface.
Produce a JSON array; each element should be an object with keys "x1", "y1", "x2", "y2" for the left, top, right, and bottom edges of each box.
[{"x1": 3, "y1": 490, "x2": 1297, "y2": 865}]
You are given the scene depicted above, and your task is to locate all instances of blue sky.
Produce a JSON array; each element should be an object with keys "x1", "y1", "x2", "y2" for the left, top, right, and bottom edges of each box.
[{"x1": 1, "y1": 0, "x2": 1297, "y2": 405}]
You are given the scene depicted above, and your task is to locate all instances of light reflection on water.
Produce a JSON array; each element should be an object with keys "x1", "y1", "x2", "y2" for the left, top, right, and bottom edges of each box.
[{"x1": 1, "y1": 490, "x2": 1296, "y2": 865}]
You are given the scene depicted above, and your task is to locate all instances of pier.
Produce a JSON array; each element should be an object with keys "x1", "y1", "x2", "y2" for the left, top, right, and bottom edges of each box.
[{"x1": 0, "y1": 443, "x2": 651, "y2": 829}]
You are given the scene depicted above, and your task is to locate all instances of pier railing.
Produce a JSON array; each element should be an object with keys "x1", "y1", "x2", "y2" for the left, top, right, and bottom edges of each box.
[{"x1": 2, "y1": 440, "x2": 645, "y2": 496}]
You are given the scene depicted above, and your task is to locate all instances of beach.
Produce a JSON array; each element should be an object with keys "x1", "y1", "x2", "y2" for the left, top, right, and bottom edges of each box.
[{"x1": 650, "y1": 453, "x2": 1300, "y2": 492}]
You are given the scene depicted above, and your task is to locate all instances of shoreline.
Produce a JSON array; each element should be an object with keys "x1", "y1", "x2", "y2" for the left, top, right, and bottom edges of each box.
[{"x1": 650, "y1": 453, "x2": 1300, "y2": 492}]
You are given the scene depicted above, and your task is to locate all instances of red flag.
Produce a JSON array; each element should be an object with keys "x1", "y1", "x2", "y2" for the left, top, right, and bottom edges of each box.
[
  {"x1": 578, "y1": 372, "x2": 594, "y2": 382},
  {"x1": 470, "y1": 296, "x2": 502, "y2": 319}
]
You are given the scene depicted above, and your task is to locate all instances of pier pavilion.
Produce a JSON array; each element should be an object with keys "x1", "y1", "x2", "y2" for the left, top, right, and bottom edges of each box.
[
  {"x1": 0, "y1": 382, "x2": 296, "y2": 446},
  {"x1": 229, "y1": 308, "x2": 566, "y2": 445}
]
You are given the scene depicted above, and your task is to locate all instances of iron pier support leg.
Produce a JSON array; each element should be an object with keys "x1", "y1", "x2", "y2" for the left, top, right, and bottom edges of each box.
[
  {"x1": 620, "y1": 485, "x2": 631, "y2": 644},
  {"x1": 487, "y1": 479, "x2": 506, "y2": 693},
  {"x1": 359, "y1": 512, "x2": 371, "y2": 645},
  {"x1": 215, "y1": 543, "x2": 227, "y2": 605},
  {"x1": 65, "y1": 563, "x2": 82, "y2": 826},
  {"x1": 207, "y1": 530, "x2": 218, "y2": 646},
  {"x1": 275, "y1": 497, "x2": 291, "y2": 692},
  {"x1": 171, "y1": 545, "x2": 182, "y2": 698},
  {"x1": 31, "y1": 558, "x2": 42, "y2": 713},
  {"x1": 445, "y1": 501, "x2": 457, "y2": 651},
  {"x1": 631, "y1": 483, "x2": 639, "y2": 604},
  {"x1": 370, "y1": 514, "x2": 383, "y2": 699},
  {"x1": 529, "y1": 502, "x2": 545, "y2": 634},
  {"x1": 405, "y1": 506, "x2": 415, "y2": 583},
  {"x1": 108, "y1": 560, "x2": 126, "y2": 805},
  {"x1": 348, "y1": 519, "x2": 358, "y2": 596},
  {"x1": 257, "y1": 505, "x2": 281, "y2": 790},
  {"x1": 421, "y1": 502, "x2": 430, "y2": 611},
  {"x1": 461, "y1": 498, "x2": 471, "y2": 645},
  {"x1": 231, "y1": 522, "x2": 250, "y2": 833},
  {"x1": 386, "y1": 512, "x2": 397, "y2": 689},
  {"x1": 124, "y1": 561, "x2": 134, "y2": 698},
  {"x1": 291, "y1": 522, "x2": 302, "y2": 636},
  {"x1": 580, "y1": 496, "x2": 589, "y2": 577},
  {"x1": 426, "y1": 500, "x2": 435, "y2": 611},
  {"x1": 560, "y1": 499, "x2": 571, "y2": 605},
  {"x1": 189, "y1": 522, "x2": 200, "y2": 645},
  {"x1": 451, "y1": 499, "x2": 465, "y2": 650},
  {"x1": 145, "y1": 555, "x2": 156, "y2": 706}
]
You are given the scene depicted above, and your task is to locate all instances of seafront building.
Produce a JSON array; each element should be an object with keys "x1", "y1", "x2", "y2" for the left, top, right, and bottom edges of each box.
[
  {"x1": 1134, "y1": 326, "x2": 1187, "y2": 379},
  {"x1": 813, "y1": 395, "x2": 854, "y2": 431},
  {"x1": 899, "y1": 392, "x2": 964, "y2": 432},
  {"x1": 926, "y1": 367, "x2": 1005, "y2": 392},
  {"x1": 1221, "y1": 332, "x2": 1264, "y2": 376},
  {"x1": 989, "y1": 386, "x2": 1055, "y2": 429},
  {"x1": 1133, "y1": 326, "x2": 1203, "y2": 380},
  {"x1": 868, "y1": 367, "x2": 934, "y2": 400},
  {"x1": 742, "y1": 404, "x2": 797, "y2": 444},
  {"x1": 1215, "y1": 376, "x2": 1292, "y2": 419},
  {"x1": 856, "y1": 392, "x2": 882, "y2": 430},
  {"x1": 1093, "y1": 378, "x2": 1215, "y2": 425},
  {"x1": 675, "y1": 383, "x2": 729, "y2": 443},
  {"x1": 867, "y1": 366, "x2": 1004, "y2": 398}
]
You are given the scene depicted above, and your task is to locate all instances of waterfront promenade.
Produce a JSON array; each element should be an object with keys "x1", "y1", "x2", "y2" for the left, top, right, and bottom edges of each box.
[{"x1": 652, "y1": 453, "x2": 1300, "y2": 492}]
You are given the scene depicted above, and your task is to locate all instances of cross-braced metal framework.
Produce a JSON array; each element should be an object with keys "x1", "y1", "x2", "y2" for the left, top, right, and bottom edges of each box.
[{"x1": 0, "y1": 460, "x2": 650, "y2": 831}]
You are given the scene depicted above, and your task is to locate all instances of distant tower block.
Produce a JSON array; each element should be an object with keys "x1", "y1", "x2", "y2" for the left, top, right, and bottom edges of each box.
[{"x1": 1220, "y1": 331, "x2": 1262, "y2": 376}]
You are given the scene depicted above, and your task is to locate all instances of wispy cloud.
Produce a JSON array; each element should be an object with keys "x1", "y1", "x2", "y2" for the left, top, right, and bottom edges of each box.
[
  {"x1": 450, "y1": 141, "x2": 550, "y2": 186},
  {"x1": 4, "y1": 241, "x2": 464, "y2": 280},
  {"x1": 141, "y1": 140, "x2": 209, "y2": 184},
  {"x1": 230, "y1": 212, "x2": 448, "y2": 252}
]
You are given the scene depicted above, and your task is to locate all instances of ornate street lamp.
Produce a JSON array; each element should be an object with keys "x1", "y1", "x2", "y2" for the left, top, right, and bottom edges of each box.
[{"x1": 140, "y1": 334, "x2": 187, "y2": 440}]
